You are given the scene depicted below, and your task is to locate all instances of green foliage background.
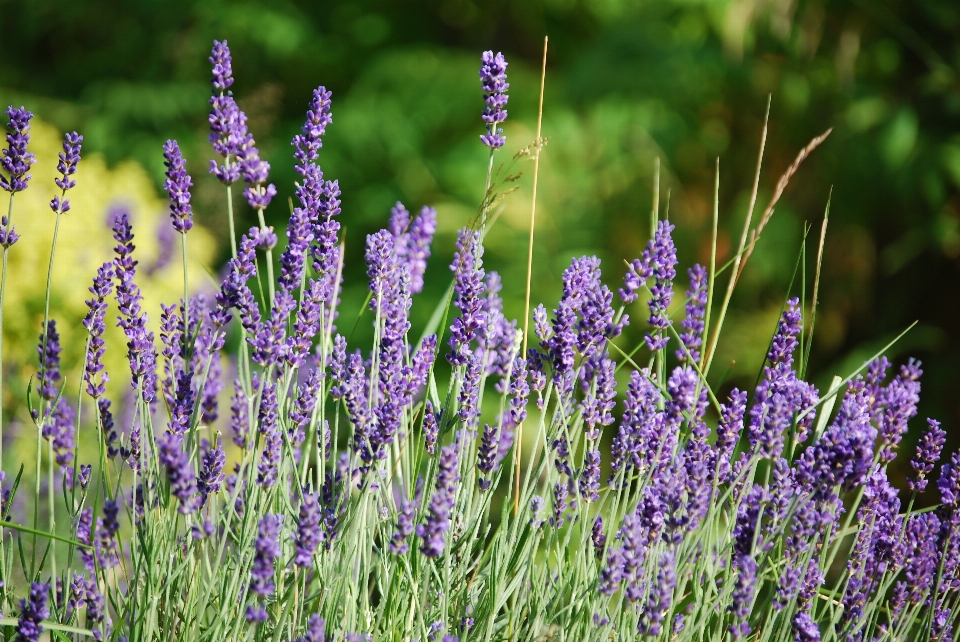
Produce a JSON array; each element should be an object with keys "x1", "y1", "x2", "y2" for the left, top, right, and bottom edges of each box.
[{"x1": 2, "y1": 0, "x2": 959, "y2": 495}]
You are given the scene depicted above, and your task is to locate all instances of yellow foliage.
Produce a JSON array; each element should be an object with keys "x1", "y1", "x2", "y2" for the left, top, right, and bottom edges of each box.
[{"x1": 1, "y1": 119, "x2": 218, "y2": 422}]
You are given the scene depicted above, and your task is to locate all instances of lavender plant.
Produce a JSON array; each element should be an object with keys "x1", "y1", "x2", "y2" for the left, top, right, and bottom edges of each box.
[{"x1": 0, "y1": 40, "x2": 956, "y2": 642}]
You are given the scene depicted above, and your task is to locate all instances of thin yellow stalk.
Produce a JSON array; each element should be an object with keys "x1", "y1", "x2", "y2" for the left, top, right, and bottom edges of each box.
[{"x1": 515, "y1": 35, "x2": 548, "y2": 515}]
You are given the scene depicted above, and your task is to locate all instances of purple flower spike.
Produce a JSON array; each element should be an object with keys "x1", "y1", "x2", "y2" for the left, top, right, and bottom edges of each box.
[
  {"x1": 448, "y1": 228, "x2": 486, "y2": 366},
  {"x1": 83, "y1": 262, "x2": 115, "y2": 399},
  {"x1": 49, "y1": 131, "x2": 83, "y2": 214},
  {"x1": 293, "y1": 86, "x2": 333, "y2": 173},
  {"x1": 676, "y1": 264, "x2": 707, "y2": 363},
  {"x1": 390, "y1": 479, "x2": 422, "y2": 554},
  {"x1": 296, "y1": 615, "x2": 326, "y2": 642},
  {"x1": 417, "y1": 442, "x2": 460, "y2": 557},
  {"x1": 158, "y1": 431, "x2": 198, "y2": 514},
  {"x1": 15, "y1": 581, "x2": 49, "y2": 642},
  {"x1": 210, "y1": 40, "x2": 234, "y2": 91},
  {"x1": 37, "y1": 319, "x2": 62, "y2": 403},
  {"x1": 620, "y1": 221, "x2": 678, "y2": 350},
  {"x1": 1, "y1": 106, "x2": 36, "y2": 193},
  {"x1": 112, "y1": 211, "x2": 159, "y2": 405},
  {"x1": 939, "y1": 451, "x2": 960, "y2": 509},
  {"x1": 162, "y1": 140, "x2": 194, "y2": 234},
  {"x1": 909, "y1": 418, "x2": 946, "y2": 492},
  {"x1": 198, "y1": 437, "x2": 225, "y2": 506},
  {"x1": 579, "y1": 450, "x2": 601, "y2": 502},
  {"x1": 638, "y1": 552, "x2": 675, "y2": 636},
  {"x1": 208, "y1": 40, "x2": 249, "y2": 185},
  {"x1": 479, "y1": 51, "x2": 509, "y2": 149},
  {"x1": 295, "y1": 488, "x2": 324, "y2": 566},
  {"x1": 423, "y1": 401, "x2": 439, "y2": 455},
  {"x1": 247, "y1": 513, "x2": 283, "y2": 621},
  {"x1": 239, "y1": 141, "x2": 276, "y2": 210}
]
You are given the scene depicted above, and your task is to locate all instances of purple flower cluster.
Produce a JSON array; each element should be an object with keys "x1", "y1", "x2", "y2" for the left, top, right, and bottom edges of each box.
[
  {"x1": 389, "y1": 479, "x2": 422, "y2": 554},
  {"x1": 246, "y1": 513, "x2": 283, "y2": 622},
  {"x1": 448, "y1": 228, "x2": 486, "y2": 367},
  {"x1": 112, "y1": 211, "x2": 158, "y2": 405},
  {"x1": 676, "y1": 264, "x2": 707, "y2": 363},
  {"x1": 1, "y1": 106, "x2": 35, "y2": 193},
  {"x1": 208, "y1": 41, "x2": 248, "y2": 185},
  {"x1": 620, "y1": 220, "x2": 678, "y2": 351},
  {"x1": 746, "y1": 298, "x2": 818, "y2": 460},
  {"x1": 83, "y1": 262, "x2": 115, "y2": 399},
  {"x1": 15, "y1": 582, "x2": 49, "y2": 642},
  {"x1": 50, "y1": 131, "x2": 83, "y2": 214},
  {"x1": 908, "y1": 418, "x2": 945, "y2": 492},
  {"x1": 162, "y1": 140, "x2": 194, "y2": 234},
  {"x1": 479, "y1": 51, "x2": 509, "y2": 149},
  {"x1": 417, "y1": 442, "x2": 460, "y2": 557},
  {"x1": 295, "y1": 488, "x2": 324, "y2": 566}
]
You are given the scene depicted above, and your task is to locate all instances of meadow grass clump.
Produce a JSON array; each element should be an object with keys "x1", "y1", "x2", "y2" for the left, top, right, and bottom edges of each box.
[{"x1": 0, "y1": 39, "x2": 956, "y2": 642}]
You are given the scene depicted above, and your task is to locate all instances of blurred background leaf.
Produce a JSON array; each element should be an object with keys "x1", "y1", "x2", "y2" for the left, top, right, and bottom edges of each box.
[{"x1": 1, "y1": 0, "x2": 959, "y2": 497}]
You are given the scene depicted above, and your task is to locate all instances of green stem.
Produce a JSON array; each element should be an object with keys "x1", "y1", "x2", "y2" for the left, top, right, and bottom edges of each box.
[
  {"x1": 256, "y1": 207, "x2": 275, "y2": 306},
  {"x1": 181, "y1": 232, "x2": 190, "y2": 360},
  {"x1": 226, "y1": 183, "x2": 238, "y2": 259},
  {"x1": 38, "y1": 204, "x2": 67, "y2": 427},
  {"x1": 0, "y1": 195, "x2": 12, "y2": 465}
]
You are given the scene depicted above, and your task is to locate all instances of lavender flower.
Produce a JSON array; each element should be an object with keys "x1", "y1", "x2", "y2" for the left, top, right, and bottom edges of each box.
[
  {"x1": 875, "y1": 360, "x2": 921, "y2": 463},
  {"x1": 909, "y1": 418, "x2": 946, "y2": 492},
  {"x1": 83, "y1": 577, "x2": 110, "y2": 639},
  {"x1": 83, "y1": 262, "x2": 115, "y2": 399},
  {"x1": 479, "y1": 51, "x2": 509, "y2": 149},
  {"x1": 112, "y1": 211, "x2": 158, "y2": 404},
  {"x1": 197, "y1": 437, "x2": 225, "y2": 506},
  {"x1": 293, "y1": 86, "x2": 333, "y2": 173},
  {"x1": 939, "y1": 451, "x2": 960, "y2": 509},
  {"x1": 36, "y1": 319, "x2": 61, "y2": 404},
  {"x1": 728, "y1": 554, "x2": 757, "y2": 639},
  {"x1": 49, "y1": 131, "x2": 83, "y2": 214},
  {"x1": 157, "y1": 431, "x2": 197, "y2": 514},
  {"x1": 99, "y1": 499, "x2": 120, "y2": 569},
  {"x1": 578, "y1": 450, "x2": 602, "y2": 502},
  {"x1": 295, "y1": 489, "x2": 324, "y2": 566},
  {"x1": 0, "y1": 214, "x2": 20, "y2": 247},
  {"x1": 1, "y1": 106, "x2": 35, "y2": 193},
  {"x1": 230, "y1": 378, "x2": 250, "y2": 449},
  {"x1": 715, "y1": 388, "x2": 746, "y2": 482},
  {"x1": 448, "y1": 228, "x2": 486, "y2": 366},
  {"x1": 417, "y1": 442, "x2": 460, "y2": 557},
  {"x1": 296, "y1": 615, "x2": 327, "y2": 642},
  {"x1": 530, "y1": 495, "x2": 545, "y2": 529},
  {"x1": 407, "y1": 206, "x2": 437, "y2": 294},
  {"x1": 638, "y1": 552, "x2": 675, "y2": 636},
  {"x1": 796, "y1": 388, "x2": 875, "y2": 493},
  {"x1": 257, "y1": 379, "x2": 281, "y2": 487},
  {"x1": 423, "y1": 401, "x2": 439, "y2": 456},
  {"x1": 208, "y1": 40, "x2": 249, "y2": 185},
  {"x1": 15, "y1": 582, "x2": 49, "y2": 642},
  {"x1": 476, "y1": 423, "x2": 501, "y2": 491},
  {"x1": 620, "y1": 221, "x2": 678, "y2": 353},
  {"x1": 676, "y1": 264, "x2": 707, "y2": 362},
  {"x1": 793, "y1": 613, "x2": 821, "y2": 642},
  {"x1": 162, "y1": 140, "x2": 194, "y2": 234},
  {"x1": 746, "y1": 298, "x2": 805, "y2": 460},
  {"x1": 581, "y1": 357, "x2": 616, "y2": 440},
  {"x1": 591, "y1": 516, "x2": 606, "y2": 558},
  {"x1": 78, "y1": 464, "x2": 91, "y2": 490},
  {"x1": 390, "y1": 479, "x2": 422, "y2": 554},
  {"x1": 247, "y1": 513, "x2": 283, "y2": 621},
  {"x1": 239, "y1": 135, "x2": 276, "y2": 210}
]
